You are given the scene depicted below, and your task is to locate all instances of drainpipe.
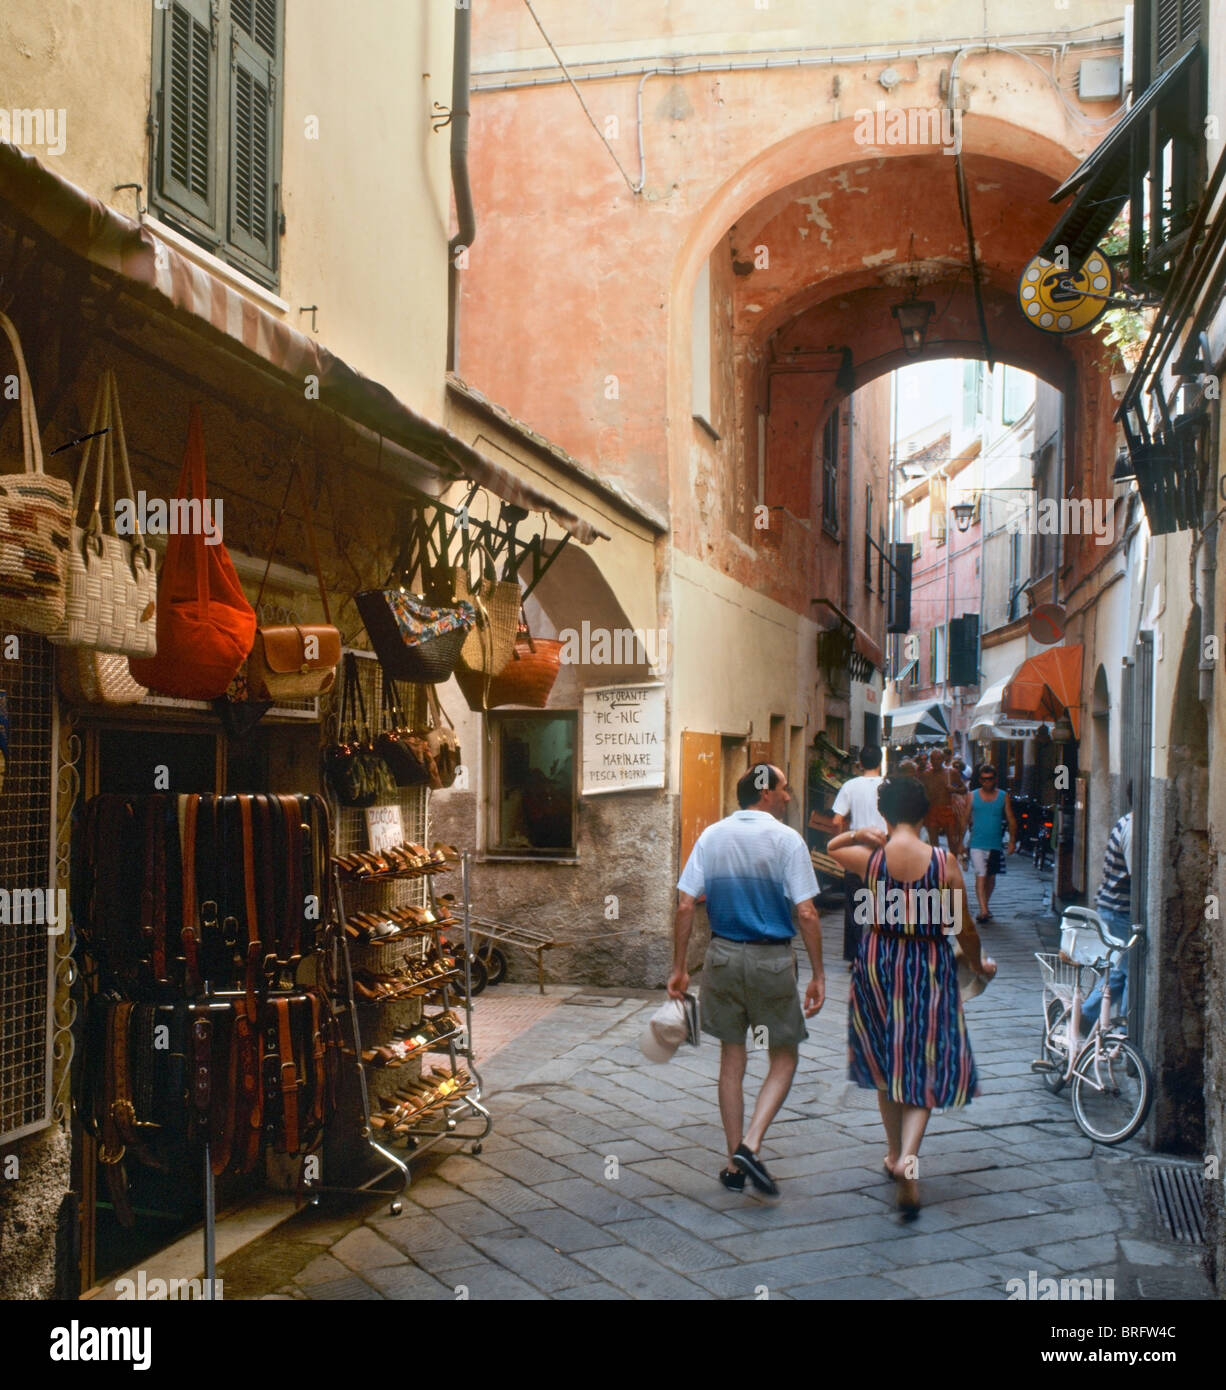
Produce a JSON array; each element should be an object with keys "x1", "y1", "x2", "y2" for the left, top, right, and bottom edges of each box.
[{"x1": 447, "y1": 1, "x2": 476, "y2": 371}]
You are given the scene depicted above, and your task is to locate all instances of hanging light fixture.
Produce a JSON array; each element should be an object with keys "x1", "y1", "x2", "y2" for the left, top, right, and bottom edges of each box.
[
  {"x1": 1051, "y1": 714, "x2": 1075, "y2": 743},
  {"x1": 891, "y1": 294, "x2": 935, "y2": 356},
  {"x1": 951, "y1": 498, "x2": 976, "y2": 532}
]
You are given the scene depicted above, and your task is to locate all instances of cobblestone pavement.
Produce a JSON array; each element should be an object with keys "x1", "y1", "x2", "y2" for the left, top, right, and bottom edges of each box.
[{"x1": 221, "y1": 857, "x2": 1216, "y2": 1301}]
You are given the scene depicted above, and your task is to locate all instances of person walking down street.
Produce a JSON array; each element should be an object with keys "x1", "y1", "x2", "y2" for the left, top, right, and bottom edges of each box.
[
  {"x1": 669, "y1": 764, "x2": 825, "y2": 1197},
  {"x1": 967, "y1": 763, "x2": 1017, "y2": 923},
  {"x1": 1081, "y1": 784, "x2": 1135, "y2": 1028},
  {"x1": 949, "y1": 756, "x2": 972, "y2": 861},
  {"x1": 919, "y1": 748, "x2": 960, "y2": 856},
  {"x1": 828, "y1": 777, "x2": 996, "y2": 1217},
  {"x1": 831, "y1": 744, "x2": 887, "y2": 965}
]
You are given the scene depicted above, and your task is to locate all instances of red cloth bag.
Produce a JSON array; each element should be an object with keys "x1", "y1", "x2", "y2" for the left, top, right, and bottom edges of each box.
[{"x1": 128, "y1": 407, "x2": 255, "y2": 699}]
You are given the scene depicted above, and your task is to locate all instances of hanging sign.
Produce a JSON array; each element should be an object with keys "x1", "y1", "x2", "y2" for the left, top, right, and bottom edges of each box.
[
  {"x1": 1017, "y1": 247, "x2": 1114, "y2": 335},
  {"x1": 583, "y1": 683, "x2": 666, "y2": 795},
  {"x1": 1028, "y1": 603, "x2": 1067, "y2": 645}
]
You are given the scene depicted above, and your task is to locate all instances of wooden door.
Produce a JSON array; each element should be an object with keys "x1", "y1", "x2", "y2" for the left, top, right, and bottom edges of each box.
[{"x1": 679, "y1": 731, "x2": 721, "y2": 869}]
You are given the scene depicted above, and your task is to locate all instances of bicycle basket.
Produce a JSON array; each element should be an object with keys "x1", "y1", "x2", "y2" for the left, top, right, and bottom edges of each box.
[{"x1": 1035, "y1": 951, "x2": 1103, "y2": 1006}]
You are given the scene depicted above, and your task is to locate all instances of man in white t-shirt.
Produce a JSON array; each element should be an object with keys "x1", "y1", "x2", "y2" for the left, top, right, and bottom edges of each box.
[
  {"x1": 831, "y1": 745, "x2": 886, "y2": 962},
  {"x1": 668, "y1": 764, "x2": 823, "y2": 1197}
]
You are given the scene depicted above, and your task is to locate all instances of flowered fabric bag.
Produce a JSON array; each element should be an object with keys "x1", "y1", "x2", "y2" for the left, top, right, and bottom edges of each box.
[{"x1": 354, "y1": 585, "x2": 475, "y2": 682}]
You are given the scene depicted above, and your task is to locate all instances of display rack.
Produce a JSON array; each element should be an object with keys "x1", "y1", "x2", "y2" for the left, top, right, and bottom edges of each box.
[{"x1": 310, "y1": 848, "x2": 490, "y2": 1213}]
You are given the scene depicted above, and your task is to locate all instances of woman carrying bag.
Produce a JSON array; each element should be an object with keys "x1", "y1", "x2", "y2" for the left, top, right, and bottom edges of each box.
[{"x1": 827, "y1": 776, "x2": 995, "y2": 1218}]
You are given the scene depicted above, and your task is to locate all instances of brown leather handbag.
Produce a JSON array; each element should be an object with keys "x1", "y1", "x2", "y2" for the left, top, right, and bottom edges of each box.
[{"x1": 247, "y1": 461, "x2": 341, "y2": 702}]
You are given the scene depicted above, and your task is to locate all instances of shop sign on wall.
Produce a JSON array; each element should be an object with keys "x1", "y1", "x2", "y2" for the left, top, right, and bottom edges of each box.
[{"x1": 583, "y1": 683, "x2": 666, "y2": 795}]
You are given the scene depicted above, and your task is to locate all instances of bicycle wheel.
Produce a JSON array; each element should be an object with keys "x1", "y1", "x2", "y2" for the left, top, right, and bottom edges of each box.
[
  {"x1": 1039, "y1": 998, "x2": 1071, "y2": 1094},
  {"x1": 1070, "y1": 1036, "x2": 1152, "y2": 1144}
]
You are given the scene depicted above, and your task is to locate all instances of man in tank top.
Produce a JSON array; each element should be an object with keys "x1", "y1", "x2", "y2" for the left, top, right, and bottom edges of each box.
[{"x1": 966, "y1": 763, "x2": 1017, "y2": 922}]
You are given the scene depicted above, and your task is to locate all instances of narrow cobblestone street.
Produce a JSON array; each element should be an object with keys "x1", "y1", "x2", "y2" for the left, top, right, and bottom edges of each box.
[{"x1": 219, "y1": 859, "x2": 1213, "y2": 1301}]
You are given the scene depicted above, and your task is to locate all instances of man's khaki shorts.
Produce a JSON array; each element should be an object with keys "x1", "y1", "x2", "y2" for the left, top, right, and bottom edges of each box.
[{"x1": 700, "y1": 938, "x2": 807, "y2": 1048}]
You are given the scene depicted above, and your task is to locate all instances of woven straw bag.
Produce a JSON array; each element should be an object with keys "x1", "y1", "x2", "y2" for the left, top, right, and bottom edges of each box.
[
  {"x1": 0, "y1": 311, "x2": 73, "y2": 634},
  {"x1": 456, "y1": 609, "x2": 562, "y2": 710},
  {"x1": 453, "y1": 544, "x2": 519, "y2": 677},
  {"x1": 57, "y1": 648, "x2": 148, "y2": 707},
  {"x1": 48, "y1": 370, "x2": 158, "y2": 656}
]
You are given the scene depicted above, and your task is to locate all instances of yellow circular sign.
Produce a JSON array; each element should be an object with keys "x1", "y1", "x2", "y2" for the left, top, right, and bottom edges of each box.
[{"x1": 1017, "y1": 248, "x2": 1114, "y2": 335}]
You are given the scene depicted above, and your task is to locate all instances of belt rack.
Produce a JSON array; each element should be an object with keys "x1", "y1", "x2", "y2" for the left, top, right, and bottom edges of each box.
[
  {"x1": 308, "y1": 848, "x2": 490, "y2": 1215},
  {"x1": 76, "y1": 793, "x2": 342, "y2": 1296}
]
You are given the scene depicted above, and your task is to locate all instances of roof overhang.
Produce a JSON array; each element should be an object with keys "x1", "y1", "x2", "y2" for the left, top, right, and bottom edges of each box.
[{"x1": 0, "y1": 141, "x2": 607, "y2": 544}]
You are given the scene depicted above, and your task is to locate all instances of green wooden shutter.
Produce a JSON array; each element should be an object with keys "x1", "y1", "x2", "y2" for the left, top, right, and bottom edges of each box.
[
  {"x1": 227, "y1": 0, "x2": 280, "y2": 276},
  {"x1": 158, "y1": 0, "x2": 216, "y2": 227}
]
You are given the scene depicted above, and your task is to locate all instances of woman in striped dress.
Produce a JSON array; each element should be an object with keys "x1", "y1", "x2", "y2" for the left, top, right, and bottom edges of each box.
[{"x1": 828, "y1": 776, "x2": 995, "y2": 1216}]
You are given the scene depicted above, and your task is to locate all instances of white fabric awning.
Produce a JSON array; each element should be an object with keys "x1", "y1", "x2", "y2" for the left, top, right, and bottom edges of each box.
[{"x1": 968, "y1": 678, "x2": 1044, "y2": 740}]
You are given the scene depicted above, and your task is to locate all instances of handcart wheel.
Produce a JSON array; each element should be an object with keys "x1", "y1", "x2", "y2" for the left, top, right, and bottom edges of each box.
[
  {"x1": 466, "y1": 953, "x2": 488, "y2": 997},
  {"x1": 389, "y1": 1200, "x2": 403, "y2": 1216},
  {"x1": 484, "y1": 946, "x2": 507, "y2": 986}
]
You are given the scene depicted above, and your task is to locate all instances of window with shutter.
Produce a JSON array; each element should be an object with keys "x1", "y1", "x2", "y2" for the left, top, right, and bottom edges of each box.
[
  {"x1": 151, "y1": 0, "x2": 282, "y2": 287},
  {"x1": 159, "y1": 0, "x2": 216, "y2": 227}
]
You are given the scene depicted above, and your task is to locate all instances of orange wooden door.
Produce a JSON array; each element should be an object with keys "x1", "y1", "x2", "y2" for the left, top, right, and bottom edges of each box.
[{"x1": 679, "y1": 731, "x2": 722, "y2": 869}]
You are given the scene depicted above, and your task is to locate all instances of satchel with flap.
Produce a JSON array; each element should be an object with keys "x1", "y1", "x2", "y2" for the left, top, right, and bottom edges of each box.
[
  {"x1": 425, "y1": 685, "x2": 462, "y2": 789},
  {"x1": 48, "y1": 368, "x2": 158, "y2": 657},
  {"x1": 247, "y1": 460, "x2": 341, "y2": 702},
  {"x1": 0, "y1": 310, "x2": 73, "y2": 635},
  {"x1": 375, "y1": 677, "x2": 434, "y2": 788}
]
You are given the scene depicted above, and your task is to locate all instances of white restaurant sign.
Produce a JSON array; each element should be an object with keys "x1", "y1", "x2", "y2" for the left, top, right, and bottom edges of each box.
[{"x1": 582, "y1": 683, "x2": 666, "y2": 795}]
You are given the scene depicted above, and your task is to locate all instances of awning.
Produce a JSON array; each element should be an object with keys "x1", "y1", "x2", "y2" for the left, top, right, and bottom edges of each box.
[
  {"x1": 1001, "y1": 645, "x2": 1084, "y2": 738},
  {"x1": 884, "y1": 700, "x2": 949, "y2": 744},
  {"x1": 812, "y1": 598, "x2": 884, "y2": 671},
  {"x1": 1039, "y1": 48, "x2": 1197, "y2": 266},
  {"x1": 967, "y1": 680, "x2": 1044, "y2": 741},
  {"x1": 0, "y1": 142, "x2": 607, "y2": 544}
]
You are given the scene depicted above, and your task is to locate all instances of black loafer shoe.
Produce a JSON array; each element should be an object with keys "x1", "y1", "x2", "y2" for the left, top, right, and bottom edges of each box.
[
  {"x1": 719, "y1": 1167, "x2": 745, "y2": 1192},
  {"x1": 732, "y1": 1143, "x2": 780, "y2": 1196}
]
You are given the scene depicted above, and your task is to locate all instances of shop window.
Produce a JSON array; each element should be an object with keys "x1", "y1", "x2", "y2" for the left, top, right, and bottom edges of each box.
[
  {"x1": 487, "y1": 712, "x2": 577, "y2": 856},
  {"x1": 151, "y1": 0, "x2": 284, "y2": 287},
  {"x1": 824, "y1": 716, "x2": 845, "y2": 749},
  {"x1": 821, "y1": 410, "x2": 840, "y2": 536}
]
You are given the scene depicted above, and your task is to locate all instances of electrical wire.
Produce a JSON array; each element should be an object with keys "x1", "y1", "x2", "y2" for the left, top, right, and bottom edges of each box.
[{"x1": 522, "y1": 0, "x2": 641, "y2": 195}]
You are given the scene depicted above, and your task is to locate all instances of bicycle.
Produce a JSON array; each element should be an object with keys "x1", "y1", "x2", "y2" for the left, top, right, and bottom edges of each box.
[{"x1": 1031, "y1": 906, "x2": 1153, "y2": 1144}]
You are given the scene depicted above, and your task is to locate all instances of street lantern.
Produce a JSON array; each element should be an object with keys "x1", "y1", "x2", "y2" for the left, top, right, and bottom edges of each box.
[
  {"x1": 1051, "y1": 714, "x2": 1075, "y2": 743},
  {"x1": 951, "y1": 499, "x2": 975, "y2": 531},
  {"x1": 891, "y1": 295, "x2": 935, "y2": 356}
]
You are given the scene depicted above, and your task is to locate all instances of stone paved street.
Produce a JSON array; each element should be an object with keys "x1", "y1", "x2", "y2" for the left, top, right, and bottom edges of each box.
[{"x1": 220, "y1": 858, "x2": 1215, "y2": 1301}]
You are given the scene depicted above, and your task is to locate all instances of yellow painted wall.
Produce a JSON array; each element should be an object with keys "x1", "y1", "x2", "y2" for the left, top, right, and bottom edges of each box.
[{"x1": 0, "y1": 0, "x2": 453, "y2": 422}]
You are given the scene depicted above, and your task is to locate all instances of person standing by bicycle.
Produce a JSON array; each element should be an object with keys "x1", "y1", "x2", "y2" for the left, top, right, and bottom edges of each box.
[
  {"x1": 1081, "y1": 783, "x2": 1133, "y2": 1025},
  {"x1": 967, "y1": 764, "x2": 1017, "y2": 923}
]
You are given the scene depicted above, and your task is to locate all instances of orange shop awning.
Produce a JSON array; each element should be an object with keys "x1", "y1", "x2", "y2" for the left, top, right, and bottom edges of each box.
[{"x1": 1001, "y1": 645, "x2": 1084, "y2": 738}]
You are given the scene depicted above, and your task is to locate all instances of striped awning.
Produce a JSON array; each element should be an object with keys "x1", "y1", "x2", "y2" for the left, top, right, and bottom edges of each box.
[
  {"x1": 0, "y1": 141, "x2": 607, "y2": 544},
  {"x1": 884, "y1": 699, "x2": 949, "y2": 743},
  {"x1": 968, "y1": 679, "x2": 1044, "y2": 740}
]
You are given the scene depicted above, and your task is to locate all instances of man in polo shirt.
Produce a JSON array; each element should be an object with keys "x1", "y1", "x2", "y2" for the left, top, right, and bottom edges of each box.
[
  {"x1": 668, "y1": 764, "x2": 824, "y2": 1197},
  {"x1": 832, "y1": 744, "x2": 886, "y2": 962}
]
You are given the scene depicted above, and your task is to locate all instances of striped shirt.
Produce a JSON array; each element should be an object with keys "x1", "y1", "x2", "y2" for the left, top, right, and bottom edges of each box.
[
  {"x1": 677, "y1": 810, "x2": 819, "y2": 943},
  {"x1": 1096, "y1": 812, "x2": 1132, "y2": 916}
]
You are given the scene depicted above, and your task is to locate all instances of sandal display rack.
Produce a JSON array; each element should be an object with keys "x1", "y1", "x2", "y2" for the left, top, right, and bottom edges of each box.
[{"x1": 315, "y1": 799, "x2": 490, "y2": 1212}]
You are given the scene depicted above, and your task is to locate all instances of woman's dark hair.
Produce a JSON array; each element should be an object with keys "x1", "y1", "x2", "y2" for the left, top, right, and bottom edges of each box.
[{"x1": 878, "y1": 776, "x2": 929, "y2": 825}]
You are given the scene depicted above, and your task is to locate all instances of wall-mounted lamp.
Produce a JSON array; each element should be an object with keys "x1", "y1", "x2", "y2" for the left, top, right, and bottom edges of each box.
[
  {"x1": 1051, "y1": 714, "x2": 1075, "y2": 744},
  {"x1": 951, "y1": 499, "x2": 975, "y2": 532}
]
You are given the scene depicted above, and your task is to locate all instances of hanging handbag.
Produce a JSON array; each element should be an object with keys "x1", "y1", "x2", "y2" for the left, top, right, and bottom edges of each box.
[
  {"x1": 128, "y1": 406, "x2": 256, "y2": 699},
  {"x1": 0, "y1": 310, "x2": 73, "y2": 634},
  {"x1": 354, "y1": 511, "x2": 474, "y2": 682},
  {"x1": 58, "y1": 648, "x2": 148, "y2": 708},
  {"x1": 454, "y1": 540, "x2": 520, "y2": 678},
  {"x1": 247, "y1": 460, "x2": 341, "y2": 702},
  {"x1": 48, "y1": 369, "x2": 158, "y2": 656},
  {"x1": 425, "y1": 686, "x2": 462, "y2": 789},
  {"x1": 456, "y1": 605, "x2": 562, "y2": 710},
  {"x1": 213, "y1": 659, "x2": 273, "y2": 738},
  {"x1": 323, "y1": 652, "x2": 397, "y2": 807},
  {"x1": 375, "y1": 677, "x2": 435, "y2": 788}
]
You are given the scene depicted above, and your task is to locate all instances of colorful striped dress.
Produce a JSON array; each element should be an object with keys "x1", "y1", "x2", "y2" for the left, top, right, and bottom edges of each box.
[{"x1": 848, "y1": 846, "x2": 979, "y2": 1108}]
